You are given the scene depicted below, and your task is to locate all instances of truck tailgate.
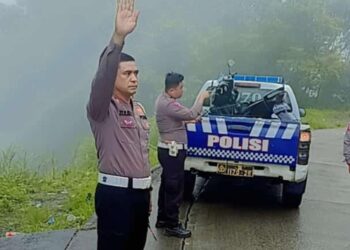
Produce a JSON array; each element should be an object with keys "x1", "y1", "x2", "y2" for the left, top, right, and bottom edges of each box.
[{"x1": 186, "y1": 116, "x2": 300, "y2": 168}]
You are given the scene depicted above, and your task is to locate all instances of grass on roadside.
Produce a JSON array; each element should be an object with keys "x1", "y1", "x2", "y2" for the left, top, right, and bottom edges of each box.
[
  {"x1": 0, "y1": 132, "x2": 158, "y2": 237},
  {"x1": 0, "y1": 140, "x2": 98, "y2": 236},
  {"x1": 303, "y1": 108, "x2": 350, "y2": 129}
]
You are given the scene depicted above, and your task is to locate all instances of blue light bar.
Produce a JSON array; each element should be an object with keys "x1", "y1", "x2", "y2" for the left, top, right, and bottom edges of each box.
[{"x1": 234, "y1": 74, "x2": 284, "y2": 84}]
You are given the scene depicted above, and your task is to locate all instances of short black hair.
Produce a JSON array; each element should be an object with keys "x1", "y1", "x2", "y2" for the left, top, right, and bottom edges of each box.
[
  {"x1": 120, "y1": 52, "x2": 135, "y2": 62},
  {"x1": 165, "y1": 72, "x2": 184, "y2": 91}
]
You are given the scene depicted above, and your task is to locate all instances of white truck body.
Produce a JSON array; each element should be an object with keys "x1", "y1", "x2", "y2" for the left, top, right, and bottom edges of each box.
[{"x1": 184, "y1": 75, "x2": 311, "y2": 207}]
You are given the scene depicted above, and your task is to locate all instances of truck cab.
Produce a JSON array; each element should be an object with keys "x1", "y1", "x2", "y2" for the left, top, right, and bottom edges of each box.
[{"x1": 184, "y1": 74, "x2": 311, "y2": 208}]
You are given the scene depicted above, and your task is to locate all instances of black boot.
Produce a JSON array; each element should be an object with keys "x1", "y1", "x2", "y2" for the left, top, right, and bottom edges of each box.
[{"x1": 164, "y1": 223, "x2": 191, "y2": 238}]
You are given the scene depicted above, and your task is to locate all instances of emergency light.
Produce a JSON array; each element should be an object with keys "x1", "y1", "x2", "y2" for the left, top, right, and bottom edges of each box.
[{"x1": 234, "y1": 74, "x2": 284, "y2": 84}]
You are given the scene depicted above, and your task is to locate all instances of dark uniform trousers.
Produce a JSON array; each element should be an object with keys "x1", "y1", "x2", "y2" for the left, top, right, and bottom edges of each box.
[
  {"x1": 157, "y1": 148, "x2": 187, "y2": 227},
  {"x1": 95, "y1": 183, "x2": 150, "y2": 250}
]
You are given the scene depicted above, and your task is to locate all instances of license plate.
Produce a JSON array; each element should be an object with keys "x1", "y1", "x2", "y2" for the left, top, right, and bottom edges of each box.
[{"x1": 217, "y1": 164, "x2": 253, "y2": 177}]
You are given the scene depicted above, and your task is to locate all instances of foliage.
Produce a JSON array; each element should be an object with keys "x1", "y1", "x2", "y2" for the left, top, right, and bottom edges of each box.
[
  {"x1": 136, "y1": 0, "x2": 350, "y2": 110},
  {"x1": 0, "y1": 135, "x2": 159, "y2": 236},
  {"x1": 0, "y1": 143, "x2": 97, "y2": 236},
  {"x1": 148, "y1": 117, "x2": 159, "y2": 167},
  {"x1": 303, "y1": 108, "x2": 350, "y2": 129}
]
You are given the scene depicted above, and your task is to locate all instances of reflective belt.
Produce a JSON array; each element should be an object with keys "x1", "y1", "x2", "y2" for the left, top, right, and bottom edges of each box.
[
  {"x1": 157, "y1": 141, "x2": 188, "y2": 150},
  {"x1": 98, "y1": 173, "x2": 151, "y2": 189}
]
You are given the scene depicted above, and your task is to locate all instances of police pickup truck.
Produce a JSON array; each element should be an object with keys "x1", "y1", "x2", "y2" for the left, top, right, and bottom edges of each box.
[{"x1": 184, "y1": 74, "x2": 311, "y2": 207}]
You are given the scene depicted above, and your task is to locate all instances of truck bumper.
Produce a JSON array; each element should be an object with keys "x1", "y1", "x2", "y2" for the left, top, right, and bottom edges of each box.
[{"x1": 185, "y1": 157, "x2": 308, "y2": 182}]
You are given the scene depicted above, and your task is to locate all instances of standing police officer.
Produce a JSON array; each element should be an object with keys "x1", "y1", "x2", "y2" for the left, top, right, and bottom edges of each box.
[
  {"x1": 155, "y1": 72, "x2": 209, "y2": 238},
  {"x1": 87, "y1": 1, "x2": 152, "y2": 249},
  {"x1": 344, "y1": 122, "x2": 350, "y2": 173}
]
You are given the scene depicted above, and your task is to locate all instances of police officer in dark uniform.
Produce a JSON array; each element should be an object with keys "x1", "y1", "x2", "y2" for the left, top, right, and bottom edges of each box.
[
  {"x1": 155, "y1": 72, "x2": 209, "y2": 238},
  {"x1": 87, "y1": 1, "x2": 151, "y2": 249}
]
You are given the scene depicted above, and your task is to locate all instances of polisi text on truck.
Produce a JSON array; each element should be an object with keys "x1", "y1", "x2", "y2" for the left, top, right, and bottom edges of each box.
[{"x1": 207, "y1": 134, "x2": 269, "y2": 152}]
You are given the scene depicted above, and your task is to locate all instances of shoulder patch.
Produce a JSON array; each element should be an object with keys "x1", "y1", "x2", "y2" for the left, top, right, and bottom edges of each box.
[
  {"x1": 170, "y1": 101, "x2": 183, "y2": 110},
  {"x1": 134, "y1": 101, "x2": 147, "y2": 117}
]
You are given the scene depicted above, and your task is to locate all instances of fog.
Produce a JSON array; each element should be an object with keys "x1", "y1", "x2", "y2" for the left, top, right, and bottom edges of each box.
[
  {"x1": 0, "y1": 0, "x2": 16, "y2": 5},
  {"x1": 0, "y1": 0, "x2": 349, "y2": 164}
]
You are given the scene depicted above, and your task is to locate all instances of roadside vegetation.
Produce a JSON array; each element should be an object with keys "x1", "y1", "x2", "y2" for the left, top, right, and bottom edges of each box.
[
  {"x1": 303, "y1": 108, "x2": 350, "y2": 129},
  {"x1": 0, "y1": 119, "x2": 159, "y2": 237},
  {"x1": 0, "y1": 141, "x2": 98, "y2": 236}
]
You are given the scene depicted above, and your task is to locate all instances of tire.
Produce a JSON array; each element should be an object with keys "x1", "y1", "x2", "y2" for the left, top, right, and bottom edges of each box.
[
  {"x1": 282, "y1": 179, "x2": 307, "y2": 208},
  {"x1": 282, "y1": 192, "x2": 303, "y2": 208},
  {"x1": 184, "y1": 171, "x2": 196, "y2": 201}
]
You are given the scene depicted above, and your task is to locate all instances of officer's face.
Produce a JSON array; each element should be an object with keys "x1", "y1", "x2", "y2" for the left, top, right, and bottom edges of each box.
[
  {"x1": 114, "y1": 61, "x2": 139, "y2": 99},
  {"x1": 171, "y1": 81, "x2": 184, "y2": 99}
]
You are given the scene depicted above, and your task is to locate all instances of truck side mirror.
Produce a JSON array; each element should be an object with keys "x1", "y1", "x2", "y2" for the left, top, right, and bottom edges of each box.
[{"x1": 299, "y1": 108, "x2": 306, "y2": 117}]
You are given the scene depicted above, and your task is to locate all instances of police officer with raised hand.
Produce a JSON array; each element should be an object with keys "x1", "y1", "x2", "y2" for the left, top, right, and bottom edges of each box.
[
  {"x1": 155, "y1": 72, "x2": 209, "y2": 238},
  {"x1": 344, "y1": 123, "x2": 350, "y2": 173},
  {"x1": 87, "y1": 0, "x2": 152, "y2": 249}
]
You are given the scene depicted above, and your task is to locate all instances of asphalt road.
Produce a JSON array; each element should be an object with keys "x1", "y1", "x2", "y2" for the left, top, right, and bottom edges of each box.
[
  {"x1": 1, "y1": 128, "x2": 349, "y2": 250},
  {"x1": 146, "y1": 128, "x2": 350, "y2": 250}
]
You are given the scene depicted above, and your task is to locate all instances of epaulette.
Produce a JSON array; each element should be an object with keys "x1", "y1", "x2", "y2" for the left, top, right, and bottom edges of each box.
[{"x1": 134, "y1": 101, "x2": 147, "y2": 117}]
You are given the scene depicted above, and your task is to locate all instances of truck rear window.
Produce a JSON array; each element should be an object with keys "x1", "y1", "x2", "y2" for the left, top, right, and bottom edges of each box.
[{"x1": 203, "y1": 84, "x2": 292, "y2": 119}]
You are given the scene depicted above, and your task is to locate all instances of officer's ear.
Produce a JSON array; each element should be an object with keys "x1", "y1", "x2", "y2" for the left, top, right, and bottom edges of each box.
[
  {"x1": 167, "y1": 88, "x2": 174, "y2": 94},
  {"x1": 167, "y1": 87, "x2": 176, "y2": 98}
]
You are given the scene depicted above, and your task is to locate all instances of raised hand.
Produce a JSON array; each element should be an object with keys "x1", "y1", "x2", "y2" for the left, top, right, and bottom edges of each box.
[
  {"x1": 201, "y1": 90, "x2": 210, "y2": 100},
  {"x1": 195, "y1": 90, "x2": 210, "y2": 103},
  {"x1": 113, "y1": 0, "x2": 140, "y2": 45}
]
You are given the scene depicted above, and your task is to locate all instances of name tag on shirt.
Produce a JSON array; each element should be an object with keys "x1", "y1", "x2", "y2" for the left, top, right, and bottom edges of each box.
[{"x1": 119, "y1": 110, "x2": 132, "y2": 116}]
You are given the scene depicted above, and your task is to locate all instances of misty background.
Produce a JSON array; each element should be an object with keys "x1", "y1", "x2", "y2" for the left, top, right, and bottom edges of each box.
[{"x1": 0, "y1": 0, "x2": 349, "y2": 165}]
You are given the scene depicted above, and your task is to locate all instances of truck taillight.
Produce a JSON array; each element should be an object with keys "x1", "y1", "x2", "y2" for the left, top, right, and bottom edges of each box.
[
  {"x1": 297, "y1": 131, "x2": 311, "y2": 165},
  {"x1": 300, "y1": 131, "x2": 311, "y2": 142}
]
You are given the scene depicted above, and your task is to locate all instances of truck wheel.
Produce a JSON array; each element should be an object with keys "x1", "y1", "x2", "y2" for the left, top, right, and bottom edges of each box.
[
  {"x1": 184, "y1": 171, "x2": 196, "y2": 201},
  {"x1": 282, "y1": 179, "x2": 307, "y2": 208},
  {"x1": 282, "y1": 193, "x2": 303, "y2": 208}
]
